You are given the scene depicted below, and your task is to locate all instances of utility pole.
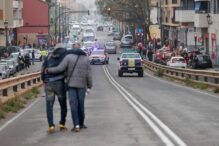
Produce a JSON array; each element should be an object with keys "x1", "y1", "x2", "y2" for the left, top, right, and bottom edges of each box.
[
  {"x1": 58, "y1": 4, "x2": 61, "y2": 43},
  {"x1": 48, "y1": 3, "x2": 50, "y2": 47},
  {"x1": 62, "y1": 6, "x2": 65, "y2": 42},
  {"x1": 55, "y1": 0, "x2": 57, "y2": 44},
  {"x1": 158, "y1": 0, "x2": 163, "y2": 46}
]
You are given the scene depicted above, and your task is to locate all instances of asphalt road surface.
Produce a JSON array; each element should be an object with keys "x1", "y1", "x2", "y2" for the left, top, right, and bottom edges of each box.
[{"x1": 0, "y1": 31, "x2": 219, "y2": 146}]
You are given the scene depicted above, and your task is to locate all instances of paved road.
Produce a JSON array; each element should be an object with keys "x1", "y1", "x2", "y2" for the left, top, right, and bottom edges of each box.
[
  {"x1": 17, "y1": 61, "x2": 42, "y2": 75},
  {"x1": 0, "y1": 31, "x2": 219, "y2": 146}
]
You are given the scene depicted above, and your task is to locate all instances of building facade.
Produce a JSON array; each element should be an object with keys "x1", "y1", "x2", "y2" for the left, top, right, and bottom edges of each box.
[
  {"x1": 208, "y1": 0, "x2": 219, "y2": 65},
  {"x1": 161, "y1": 0, "x2": 180, "y2": 48},
  {"x1": 173, "y1": 0, "x2": 219, "y2": 65},
  {"x1": 17, "y1": 0, "x2": 48, "y2": 47},
  {"x1": 0, "y1": 0, "x2": 23, "y2": 46}
]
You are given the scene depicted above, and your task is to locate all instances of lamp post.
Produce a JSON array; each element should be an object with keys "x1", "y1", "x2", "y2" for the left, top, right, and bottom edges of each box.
[
  {"x1": 207, "y1": 14, "x2": 213, "y2": 25},
  {"x1": 4, "y1": 20, "x2": 8, "y2": 47}
]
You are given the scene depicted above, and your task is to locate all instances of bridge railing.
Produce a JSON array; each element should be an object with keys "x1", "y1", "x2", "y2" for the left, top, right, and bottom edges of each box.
[
  {"x1": 143, "y1": 60, "x2": 219, "y2": 88},
  {"x1": 0, "y1": 71, "x2": 42, "y2": 104}
]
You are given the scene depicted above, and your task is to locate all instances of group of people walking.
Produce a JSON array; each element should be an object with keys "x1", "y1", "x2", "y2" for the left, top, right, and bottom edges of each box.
[{"x1": 41, "y1": 42, "x2": 92, "y2": 134}]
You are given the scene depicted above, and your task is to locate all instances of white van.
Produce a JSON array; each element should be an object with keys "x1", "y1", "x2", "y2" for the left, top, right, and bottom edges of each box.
[{"x1": 71, "y1": 25, "x2": 81, "y2": 33}]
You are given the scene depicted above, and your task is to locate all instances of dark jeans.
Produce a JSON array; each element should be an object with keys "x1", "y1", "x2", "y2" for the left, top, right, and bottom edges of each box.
[
  {"x1": 45, "y1": 80, "x2": 67, "y2": 127},
  {"x1": 68, "y1": 87, "x2": 86, "y2": 128}
]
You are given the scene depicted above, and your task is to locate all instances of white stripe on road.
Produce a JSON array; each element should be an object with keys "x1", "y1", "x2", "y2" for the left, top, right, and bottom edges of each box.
[
  {"x1": 103, "y1": 66, "x2": 187, "y2": 146},
  {"x1": 0, "y1": 97, "x2": 41, "y2": 132}
]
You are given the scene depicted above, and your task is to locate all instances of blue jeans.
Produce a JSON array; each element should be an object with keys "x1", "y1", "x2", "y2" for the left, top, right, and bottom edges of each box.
[
  {"x1": 45, "y1": 80, "x2": 67, "y2": 127},
  {"x1": 68, "y1": 87, "x2": 86, "y2": 128}
]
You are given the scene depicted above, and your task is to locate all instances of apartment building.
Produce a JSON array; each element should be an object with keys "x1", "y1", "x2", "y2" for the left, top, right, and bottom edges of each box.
[
  {"x1": 17, "y1": 0, "x2": 49, "y2": 46},
  {"x1": 174, "y1": 0, "x2": 219, "y2": 65},
  {"x1": 208, "y1": 0, "x2": 219, "y2": 64},
  {"x1": 0, "y1": 0, "x2": 23, "y2": 46},
  {"x1": 161, "y1": 0, "x2": 180, "y2": 47},
  {"x1": 175, "y1": 0, "x2": 195, "y2": 48}
]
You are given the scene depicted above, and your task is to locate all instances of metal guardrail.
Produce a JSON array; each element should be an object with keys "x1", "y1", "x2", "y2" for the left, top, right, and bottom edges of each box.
[
  {"x1": 143, "y1": 60, "x2": 219, "y2": 88},
  {"x1": 0, "y1": 71, "x2": 42, "y2": 104}
]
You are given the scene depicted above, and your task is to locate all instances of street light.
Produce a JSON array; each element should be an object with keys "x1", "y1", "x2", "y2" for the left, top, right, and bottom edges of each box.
[
  {"x1": 207, "y1": 13, "x2": 213, "y2": 25},
  {"x1": 4, "y1": 20, "x2": 8, "y2": 47},
  {"x1": 107, "y1": 7, "x2": 111, "y2": 15}
]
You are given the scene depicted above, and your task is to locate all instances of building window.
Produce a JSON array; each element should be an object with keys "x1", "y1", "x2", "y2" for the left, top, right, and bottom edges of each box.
[
  {"x1": 195, "y1": 1, "x2": 210, "y2": 13},
  {"x1": 0, "y1": 10, "x2": 3, "y2": 20},
  {"x1": 211, "y1": 0, "x2": 219, "y2": 14},
  {"x1": 172, "y1": 0, "x2": 177, "y2": 4}
]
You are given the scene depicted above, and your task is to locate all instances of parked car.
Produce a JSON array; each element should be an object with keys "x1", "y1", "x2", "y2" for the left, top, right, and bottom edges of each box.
[
  {"x1": 191, "y1": 54, "x2": 213, "y2": 69},
  {"x1": 154, "y1": 49, "x2": 172, "y2": 65},
  {"x1": 89, "y1": 49, "x2": 109, "y2": 65},
  {"x1": 97, "y1": 26, "x2": 103, "y2": 31},
  {"x1": 120, "y1": 34, "x2": 134, "y2": 48},
  {"x1": 167, "y1": 56, "x2": 187, "y2": 68},
  {"x1": 104, "y1": 41, "x2": 117, "y2": 54},
  {"x1": 6, "y1": 46, "x2": 22, "y2": 54},
  {"x1": 198, "y1": 46, "x2": 206, "y2": 54},
  {"x1": 1, "y1": 59, "x2": 17, "y2": 75},
  {"x1": 0, "y1": 63, "x2": 10, "y2": 79},
  {"x1": 113, "y1": 32, "x2": 122, "y2": 40},
  {"x1": 117, "y1": 52, "x2": 144, "y2": 77}
]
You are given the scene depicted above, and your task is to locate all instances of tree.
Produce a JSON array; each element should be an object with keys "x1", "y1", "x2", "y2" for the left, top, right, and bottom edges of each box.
[
  {"x1": 95, "y1": 0, "x2": 152, "y2": 41},
  {"x1": 45, "y1": 0, "x2": 52, "y2": 3}
]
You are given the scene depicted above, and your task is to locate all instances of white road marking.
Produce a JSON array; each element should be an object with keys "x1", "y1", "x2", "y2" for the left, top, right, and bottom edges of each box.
[
  {"x1": 0, "y1": 97, "x2": 41, "y2": 132},
  {"x1": 103, "y1": 66, "x2": 187, "y2": 146}
]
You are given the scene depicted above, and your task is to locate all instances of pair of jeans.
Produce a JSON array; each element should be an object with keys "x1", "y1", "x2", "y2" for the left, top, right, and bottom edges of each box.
[
  {"x1": 45, "y1": 80, "x2": 67, "y2": 127},
  {"x1": 68, "y1": 87, "x2": 86, "y2": 128}
]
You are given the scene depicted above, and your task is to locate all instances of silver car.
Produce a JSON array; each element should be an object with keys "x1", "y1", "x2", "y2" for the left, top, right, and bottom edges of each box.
[
  {"x1": 1, "y1": 59, "x2": 17, "y2": 75},
  {"x1": 105, "y1": 41, "x2": 117, "y2": 54},
  {"x1": 0, "y1": 64, "x2": 10, "y2": 79}
]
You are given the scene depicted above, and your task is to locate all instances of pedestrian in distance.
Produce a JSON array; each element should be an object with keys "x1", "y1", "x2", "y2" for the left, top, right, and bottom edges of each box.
[
  {"x1": 147, "y1": 49, "x2": 153, "y2": 62},
  {"x1": 18, "y1": 53, "x2": 25, "y2": 70},
  {"x1": 24, "y1": 53, "x2": 30, "y2": 69},
  {"x1": 31, "y1": 50, "x2": 35, "y2": 65},
  {"x1": 45, "y1": 42, "x2": 92, "y2": 133}
]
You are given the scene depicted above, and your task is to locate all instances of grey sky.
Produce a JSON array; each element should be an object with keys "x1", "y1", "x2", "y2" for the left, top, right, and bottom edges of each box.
[{"x1": 75, "y1": 0, "x2": 96, "y2": 10}]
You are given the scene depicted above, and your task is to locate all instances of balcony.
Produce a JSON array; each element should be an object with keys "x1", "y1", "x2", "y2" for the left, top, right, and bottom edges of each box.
[
  {"x1": 13, "y1": 1, "x2": 19, "y2": 8},
  {"x1": 194, "y1": 13, "x2": 208, "y2": 28},
  {"x1": 13, "y1": 1, "x2": 23, "y2": 9},
  {"x1": 13, "y1": 19, "x2": 23, "y2": 28},
  {"x1": 175, "y1": 9, "x2": 195, "y2": 22}
]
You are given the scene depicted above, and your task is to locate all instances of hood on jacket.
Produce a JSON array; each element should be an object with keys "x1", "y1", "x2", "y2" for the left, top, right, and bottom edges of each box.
[
  {"x1": 67, "y1": 48, "x2": 87, "y2": 56},
  {"x1": 52, "y1": 47, "x2": 67, "y2": 59}
]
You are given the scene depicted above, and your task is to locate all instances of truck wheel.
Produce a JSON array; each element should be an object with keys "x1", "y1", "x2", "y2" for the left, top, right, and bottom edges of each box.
[
  {"x1": 118, "y1": 71, "x2": 123, "y2": 77},
  {"x1": 138, "y1": 71, "x2": 144, "y2": 77}
]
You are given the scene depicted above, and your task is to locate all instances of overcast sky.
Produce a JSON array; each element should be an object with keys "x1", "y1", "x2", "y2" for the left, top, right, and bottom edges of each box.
[{"x1": 75, "y1": 0, "x2": 96, "y2": 10}]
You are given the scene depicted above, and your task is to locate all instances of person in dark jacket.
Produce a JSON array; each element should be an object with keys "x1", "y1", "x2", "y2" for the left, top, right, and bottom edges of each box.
[
  {"x1": 42, "y1": 43, "x2": 86, "y2": 134},
  {"x1": 147, "y1": 49, "x2": 153, "y2": 61},
  {"x1": 24, "y1": 53, "x2": 30, "y2": 69},
  {"x1": 31, "y1": 50, "x2": 35, "y2": 65}
]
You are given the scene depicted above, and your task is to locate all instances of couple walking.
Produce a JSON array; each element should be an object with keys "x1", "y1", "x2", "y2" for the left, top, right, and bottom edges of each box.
[{"x1": 41, "y1": 42, "x2": 92, "y2": 134}]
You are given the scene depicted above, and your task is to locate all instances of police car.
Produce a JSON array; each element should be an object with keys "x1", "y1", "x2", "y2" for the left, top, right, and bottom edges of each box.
[
  {"x1": 89, "y1": 48, "x2": 109, "y2": 65},
  {"x1": 117, "y1": 52, "x2": 144, "y2": 77}
]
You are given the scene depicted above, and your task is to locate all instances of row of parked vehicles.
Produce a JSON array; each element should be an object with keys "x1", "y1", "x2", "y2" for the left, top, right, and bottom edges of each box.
[
  {"x1": 0, "y1": 46, "x2": 43, "y2": 79},
  {"x1": 154, "y1": 47, "x2": 213, "y2": 69}
]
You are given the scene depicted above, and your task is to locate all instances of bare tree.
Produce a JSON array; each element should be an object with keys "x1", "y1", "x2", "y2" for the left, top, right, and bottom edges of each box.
[{"x1": 95, "y1": 0, "x2": 152, "y2": 41}]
